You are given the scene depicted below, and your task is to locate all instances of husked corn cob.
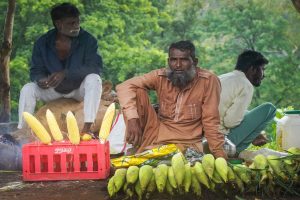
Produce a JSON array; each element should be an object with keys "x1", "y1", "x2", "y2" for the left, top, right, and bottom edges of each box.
[
  {"x1": 23, "y1": 112, "x2": 51, "y2": 144},
  {"x1": 123, "y1": 182, "x2": 134, "y2": 198},
  {"x1": 233, "y1": 164, "x2": 251, "y2": 184},
  {"x1": 168, "y1": 165, "x2": 177, "y2": 189},
  {"x1": 254, "y1": 154, "x2": 268, "y2": 169},
  {"x1": 191, "y1": 168, "x2": 202, "y2": 197},
  {"x1": 139, "y1": 165, "x2": 153, "y2": 192},
  {"x1": 66, "y1": 111, "x2": 80, "y2": 145},
  {"x1": 171, "y1": 152, "x2": 186, "y2": 188},
  {"x1": 135, "y1": 180, "x2": 143, "y2": 200},
  {"x1": 107, "y1": 176, "x2": 116, "y2": 197},
  {"x1": 212, "y1": 170, "x2": 223, "y2": 184},
  {"x1": 193, "y1": 162, "x2": 210, "y2": 189},
  {"x1": 227, "y1": 166, "x2": 236, "y2": 182},
  {"x1": 267, "y1": 155, "x2": 288, "y2": 180},
  {"x1": 234, "y1": 172, "x2": 245, "y2": 193},
  {"x1": 165, "y1": 179, "x2": 174, "y2": 195},
  {"x1": 99, "y1": 103, "x2": 116, "y2": 143},
  {"x1": 253, "y1": 154, "x2": 268, "y2": 184},
  {"x1": 215, "y1": 157, "x2": 228, "y2": 182},
  {"x1": 126, "y1": 166, "x2": 140, "y2": 185},
  {"x1": 46, "y1": 109, "x2": 63, "y2": 142},
  {"x1": 288, "y1": 147, "x2": 300, "y2": 155},
  {"x1": 183, "y1": 162, "x2": 192, "y2": 193},
  {"x1": 202, "y1": 154, "x2": 215, "y2": 179},
  {"x1": 154, "y1": 164, "x2": 168, "y2": 193},
  {"x1": 114, "y1": 168, "x2": 127, "y2": 193},
  {"x1": 146, "y1": 174, "x2": 156, "y2": 193}
]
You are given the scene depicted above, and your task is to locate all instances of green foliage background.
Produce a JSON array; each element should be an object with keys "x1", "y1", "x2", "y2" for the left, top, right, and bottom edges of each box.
[{"x1": 0, "y1": 0, "x2": 299, "y2": 121}]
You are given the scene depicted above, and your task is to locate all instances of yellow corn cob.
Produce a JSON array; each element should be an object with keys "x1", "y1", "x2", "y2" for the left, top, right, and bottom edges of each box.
[
  {"x1": 202, "y1": 154, "x2": 215, "y2": 179},
  {"x1": 154, "y1": 164, "x2": 168, "y2": 193},
  {"x1": 99, "y1": 103, "x2": 116, "y2": 143},
  {"x1": 215, "y1": 157, "x2": 228, "y2": 182},
  {"x1": 81, "y1": 133, "x2": 92, "y2": 141},
  {"x1": 23, "y1": 112, "x2": 51, "y2": 144},
  {"x1": 46, "y1": 109, "x2": 63, "y2": 142},
  {"x1": 66, "y1": 111, "x2": 80, "y2": 145}
]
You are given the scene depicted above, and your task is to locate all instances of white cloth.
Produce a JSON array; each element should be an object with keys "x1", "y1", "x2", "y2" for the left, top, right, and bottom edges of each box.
[
  {"x1": 18, "y1": 73, "x2": 102, "y2": 129},
  {"x1": 218, "y1": 70, "x2": 254, "y2": 134},
  {"x1": 107, "y1": 114, "x2": 132, "y2": 154}
]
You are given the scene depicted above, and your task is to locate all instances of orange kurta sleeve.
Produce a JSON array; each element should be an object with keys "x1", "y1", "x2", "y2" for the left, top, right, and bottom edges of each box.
[{"x1": 202, "y1": 74, "x2": 227, "y2": 158}]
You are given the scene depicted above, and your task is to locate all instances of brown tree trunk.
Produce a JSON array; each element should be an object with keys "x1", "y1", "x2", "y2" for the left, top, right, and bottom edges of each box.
[
  {"x1": 292, "y1": 0, "x2": 300, "y2": 13},
  {"x1": 0, "y1": 0, "x2": 16, "y2": 122}
]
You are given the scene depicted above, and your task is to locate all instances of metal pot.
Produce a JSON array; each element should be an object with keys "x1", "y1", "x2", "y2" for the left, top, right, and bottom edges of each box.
[{"x1": 202, "y1": 136, "x2": 236, "y2": 157}]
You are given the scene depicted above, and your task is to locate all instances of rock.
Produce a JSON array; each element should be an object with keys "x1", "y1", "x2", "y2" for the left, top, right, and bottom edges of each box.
[{"x1": 0, "y1": 134, "x2": 22, "y2": 170}]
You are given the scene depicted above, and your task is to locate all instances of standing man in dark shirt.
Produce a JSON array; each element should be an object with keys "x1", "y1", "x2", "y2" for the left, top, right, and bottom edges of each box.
[{"x1": 18, "y1": 2, "x2": 103, "y2": 135}]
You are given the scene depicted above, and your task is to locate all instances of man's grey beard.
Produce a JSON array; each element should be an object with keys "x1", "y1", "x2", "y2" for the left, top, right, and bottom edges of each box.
[{"x1": 166, "y1": 66, "x2": 196, "y2": 89}]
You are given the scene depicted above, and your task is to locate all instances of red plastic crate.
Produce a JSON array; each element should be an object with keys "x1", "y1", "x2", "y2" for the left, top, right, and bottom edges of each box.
[{"x1": 22, "y1": 140, "x2": 110, "y2": 181}]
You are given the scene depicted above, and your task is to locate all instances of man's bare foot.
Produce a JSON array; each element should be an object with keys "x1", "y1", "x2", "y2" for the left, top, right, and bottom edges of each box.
[{"x1": 252, "y1": 134, "x2": 269, "y2": 146}]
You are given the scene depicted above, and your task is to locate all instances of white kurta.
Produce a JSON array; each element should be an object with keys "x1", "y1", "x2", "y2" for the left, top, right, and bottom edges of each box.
[{"x1": 218, "y1": 70, "x2": 254, "y2": 134}]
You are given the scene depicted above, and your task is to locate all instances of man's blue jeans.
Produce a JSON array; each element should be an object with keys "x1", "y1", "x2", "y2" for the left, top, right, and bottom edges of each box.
[{"x1": 227, "y1": 102, "x2": 276, "y2": 153}]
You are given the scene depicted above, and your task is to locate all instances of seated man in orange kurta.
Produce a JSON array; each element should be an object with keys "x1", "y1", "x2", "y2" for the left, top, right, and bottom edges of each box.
[{"x1": 116, "y1": 40, "x2": 227, "y2": 158}]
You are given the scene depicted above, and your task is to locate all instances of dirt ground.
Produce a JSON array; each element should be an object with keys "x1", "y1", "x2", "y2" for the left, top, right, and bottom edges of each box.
[{"x1": 1, "y1": 171, "x2": 300, "y2": 200}]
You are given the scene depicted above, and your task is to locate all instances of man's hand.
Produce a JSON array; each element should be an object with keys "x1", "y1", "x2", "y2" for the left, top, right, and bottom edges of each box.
[
  {"x1": 126, "y1": 118, "x2": 142, "y2": 147},
  {"x1": 37, "y1": 77, "x2": 50, "y2": 89},
  {"x1": 47, "y1": 71, "x2": 65, "y2": 88}
]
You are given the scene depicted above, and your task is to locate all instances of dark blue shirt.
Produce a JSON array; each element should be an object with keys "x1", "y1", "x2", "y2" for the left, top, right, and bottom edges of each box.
[{"x1": 30, "y1": 28, "x2": 103, "y2": 93}]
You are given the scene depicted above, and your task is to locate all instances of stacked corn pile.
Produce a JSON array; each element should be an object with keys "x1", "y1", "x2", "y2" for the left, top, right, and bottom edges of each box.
[{"x1": 107, "y1": 149, "x2": 300, "y2": 199}]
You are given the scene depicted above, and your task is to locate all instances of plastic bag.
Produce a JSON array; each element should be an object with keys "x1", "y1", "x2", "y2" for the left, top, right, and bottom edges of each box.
[
  {"x1": 238, "y1": 148, "x2": 288, "y2": 162},
  {"x1": 111, "y1": 144, "x2": 180, "y2": 168}
]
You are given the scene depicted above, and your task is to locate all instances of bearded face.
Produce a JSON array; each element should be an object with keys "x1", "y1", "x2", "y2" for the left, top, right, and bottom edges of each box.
[
  {"x1": 167, "y1": 48, "x2": 197, "y2": 88},
  {"x1": 56, "y1": 17, "x2": 80, "y2": 37},
  {"x1": 166, "y1": 66, "x2": 196, "y2": 88}
]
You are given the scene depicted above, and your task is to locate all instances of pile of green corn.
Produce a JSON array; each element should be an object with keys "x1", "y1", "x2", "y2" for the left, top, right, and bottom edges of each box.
[{"x1": 107, "y1": 147, "x2": 300, "y2": 199}]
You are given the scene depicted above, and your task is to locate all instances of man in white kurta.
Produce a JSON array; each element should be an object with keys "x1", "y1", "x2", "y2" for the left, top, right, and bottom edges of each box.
[{"x1": 219, "y1": 50, "x2": 276, "y2": 153}]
